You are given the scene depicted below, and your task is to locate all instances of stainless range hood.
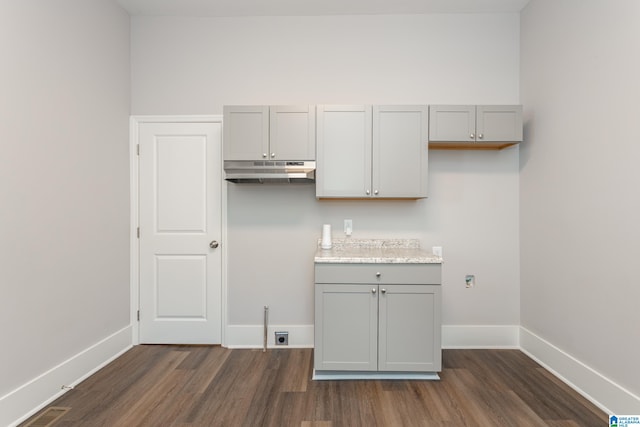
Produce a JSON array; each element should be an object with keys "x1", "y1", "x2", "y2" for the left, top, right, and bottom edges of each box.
[{"x1": 224, "y1": 160, "x2": 316, "y2": 183}]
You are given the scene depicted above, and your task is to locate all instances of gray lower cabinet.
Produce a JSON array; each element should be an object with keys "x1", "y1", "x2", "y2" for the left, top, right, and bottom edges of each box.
[
  {"x1": 315, "y1": 283, "x2": 378, "y2": 371},
  {"x1": 378, "y1": 284, "x2": 441, "y2": 371},
  {"x1": 314, "y1": 264, "x2": 442, "y2": 374}
]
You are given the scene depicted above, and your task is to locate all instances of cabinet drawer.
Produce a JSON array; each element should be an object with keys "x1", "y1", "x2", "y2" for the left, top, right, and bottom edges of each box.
[{"x1": 315, "y1": 263, "x2": 441, "y2": 285}]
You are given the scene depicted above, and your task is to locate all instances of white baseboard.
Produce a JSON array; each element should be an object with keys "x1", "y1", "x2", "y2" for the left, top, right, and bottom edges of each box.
[
  {"x1": 225, "y1": 324, "x2": 520, "y2": 349},
  {"x1": 7, "y1": 323, "x2": 636, "y2": 423},
  {"x1": 225, "y1": 324, "x2": 314, "y2": 349},
  {"x1": 520, "y1": 326, "x2": 640, "y2": 414},
  {"x1": 442, "y1": 325, "x2": 520, "y2": 349},
  {"x1": 1, "y1": 325, "x2": 133, "y2": 427}
]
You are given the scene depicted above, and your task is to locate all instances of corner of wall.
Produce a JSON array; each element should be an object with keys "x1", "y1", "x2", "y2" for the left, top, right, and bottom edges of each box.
[
  {"x1": 520, "y1": 327, "x2": 640, "y2": 414},
  {"x1": 0, "y1": 326, "x2": 133, "y2": 427}
]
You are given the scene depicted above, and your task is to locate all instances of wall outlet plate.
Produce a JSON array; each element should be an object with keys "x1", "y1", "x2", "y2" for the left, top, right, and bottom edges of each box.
[
  {"x1": 465, "y1": 275, "x2": 475, "y2": 288},
  {"x1": 344, "y1": 219, "x2": 353, "y2": 236},
  {"x1": 275, "y1": 331, "x2": 289, "y2": 345}
]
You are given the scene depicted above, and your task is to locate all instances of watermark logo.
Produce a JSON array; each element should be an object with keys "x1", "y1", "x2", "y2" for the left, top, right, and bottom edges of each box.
[{"x1": 610, "y1": 415, "x2": 640, "y2": 427}]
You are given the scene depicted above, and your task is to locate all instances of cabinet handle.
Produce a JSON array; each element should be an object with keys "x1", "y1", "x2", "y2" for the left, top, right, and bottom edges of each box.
[
  {"x1": 470, "y1": 133, "x2": 475, "y2": 139},
  {"x1": 271, "y1": 153, "x2": 276, "y2": 158},
  {"x1": 372, "y1": 288, "x2": 377, "y2": 294},
  {"x1": 376, "y1": 272, "x2": 381, "y2": 278},
  {"x1": 478, "y1": 134, "x2": 484, "y2": 139},
  {"x1": 381, "y1": 288, "x2": 387, "y2": 294}
]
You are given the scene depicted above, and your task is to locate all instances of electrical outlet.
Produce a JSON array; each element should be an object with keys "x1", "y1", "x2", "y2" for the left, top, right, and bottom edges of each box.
[
  {"x1": 465, "y1": 275, "x2": 475, "y2": 288},
  {"x1": 344, "y1": 219, "x2": 353, "y2": 236},
  {"x1": 275, "y1": 331, "x2": 289, "y2": 345}
]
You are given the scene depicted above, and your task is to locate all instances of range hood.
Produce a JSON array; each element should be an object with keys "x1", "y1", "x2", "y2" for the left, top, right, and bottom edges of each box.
[{"x1": 224, "y1": 160, "x2": 316, "y2": 183}]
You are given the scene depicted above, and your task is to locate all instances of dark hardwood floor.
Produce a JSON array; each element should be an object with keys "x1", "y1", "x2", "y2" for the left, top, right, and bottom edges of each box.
[{"x1": 22, "y1": 346, "x2": 606, "y2": 426}]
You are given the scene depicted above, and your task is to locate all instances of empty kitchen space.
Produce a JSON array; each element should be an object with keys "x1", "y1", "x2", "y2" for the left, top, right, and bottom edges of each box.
[{"x1": 4, "y1": 1, "x2": 639, "y2": 426}]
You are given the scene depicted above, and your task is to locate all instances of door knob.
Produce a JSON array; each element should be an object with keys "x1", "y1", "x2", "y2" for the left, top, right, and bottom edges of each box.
[{"x1": 209, "y1": 240, "x2": 219, "y2": 249}]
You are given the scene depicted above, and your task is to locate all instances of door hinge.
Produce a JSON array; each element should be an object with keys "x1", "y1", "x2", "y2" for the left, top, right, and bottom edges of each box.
[
  {"x1": 136, "y1": 144, "x2": 140, "y2": 155},
  {"x1": 137, "y1": 227, "x2": 140, "y2": 238},
  {"x1": 137, "y1": 310, "x2": 140, "y2": 321}
]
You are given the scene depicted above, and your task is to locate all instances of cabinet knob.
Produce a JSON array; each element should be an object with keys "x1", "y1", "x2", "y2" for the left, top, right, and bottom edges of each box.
[
  {"x1": 374, "y1": 190, "x2": 379, "y2": 195},
  {"x1": 372, "y1": 288, "x2": 377, "y2": 294},
  {"x1": 366, "y1": 190, "x2": 371, "y2": 195},
  {"x1": 470, "y1": 133, "x2": 475, "y2": 139},
  {"x1": 262, "y1": 153, "x2": 267, "y2": 158},
  {"x1": 381, "y1": 288, "x2": 387, "y2": 294},
  {"x1": 271, "y1": 153, "x2": 276, "y2": 158},
  {"x1": 376, "y1": 272, "x2": 381, "y2": 278},
  {"x1": 478, "y1": 134, "x2": 484, "y2": 139}
]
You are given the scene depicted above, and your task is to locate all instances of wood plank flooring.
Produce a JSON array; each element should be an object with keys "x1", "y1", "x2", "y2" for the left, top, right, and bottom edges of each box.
[{"x1": 21, "y1": 347, "x2": 606, "y2": 427}]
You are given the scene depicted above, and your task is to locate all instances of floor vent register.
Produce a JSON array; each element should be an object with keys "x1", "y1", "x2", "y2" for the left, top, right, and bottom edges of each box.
[{"x1": 23, "y1": 407, "x2": 71, "y2": 427}]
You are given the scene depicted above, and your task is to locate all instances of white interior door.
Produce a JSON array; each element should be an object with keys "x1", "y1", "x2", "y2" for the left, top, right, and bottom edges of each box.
[{"x1": 138, "y1": 121, "x2": 222, "y2": 344}]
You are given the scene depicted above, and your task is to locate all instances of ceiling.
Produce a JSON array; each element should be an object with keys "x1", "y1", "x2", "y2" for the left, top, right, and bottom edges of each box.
[{"x1": 116, "y1": 0, "x2": 530, "y2": 17}]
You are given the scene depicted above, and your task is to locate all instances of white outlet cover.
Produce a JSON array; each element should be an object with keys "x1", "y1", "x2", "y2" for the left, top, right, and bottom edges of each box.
[{"x1": 344, "y1": 219, "x2": 353, "y2": 235}]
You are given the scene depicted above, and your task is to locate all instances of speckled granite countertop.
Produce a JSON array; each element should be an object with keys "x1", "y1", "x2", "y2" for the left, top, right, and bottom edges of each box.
[{"x1": 314, "y1": 239, "x2": 443, "y2": 264}]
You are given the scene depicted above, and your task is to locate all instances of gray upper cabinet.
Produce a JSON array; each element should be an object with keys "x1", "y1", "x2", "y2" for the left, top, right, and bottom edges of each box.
[
  {"x1": 269, "y1": 105, "x2": 316, "y2": 160},
  {"x1": 428, "y1": 105, "x2": 475, "y2": 142},
  {"x1": 223, "y1": 106, "x2": 269, "y2": 161},
  {"x1": 477, "y1": 105, "x2": 523, "y2": 142},
  {"x1": 374, "y1": 105, "x2": 429, "y2": 198},
  {"x1": 223, "y1": 105, "x2": 315, "y2": 161},
  {"x1": 316, "y1": 105, "x2": 428, "y2": 199},
  {"x1": 429, "y1": 105, "x2": 523, "y2": 149},
  {"x1": 316, "y1": 105, "x2": 372, "y2": 198}
]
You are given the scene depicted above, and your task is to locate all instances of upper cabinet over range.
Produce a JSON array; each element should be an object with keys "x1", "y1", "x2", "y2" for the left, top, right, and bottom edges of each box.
[
  {"x1": 316, "y1": 105, "x2": 429, "y2": 199},
  {"x1": 223, "y1": 105, "x2": 316, "y2": 161},
  {"x1": 429, "y1": 105, "x2": 523, "y2": 150}
]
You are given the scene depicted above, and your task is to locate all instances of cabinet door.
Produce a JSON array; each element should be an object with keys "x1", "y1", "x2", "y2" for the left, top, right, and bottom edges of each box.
[
  {"x1": 373, "y1": 105, "x2": 428, "y2": 198},
  {"x1": 476, "y1": 105, "x2": 523, "y2": 142},
  {"x1": 223, "y1": 106, "x2": 269, "y2": 161},
  {"x1": 378, "y1": 285, "x2": 441, "y2": 372},
  {"x1": 428, "y1": 105, "x2": 476, "y2": 142},
  {"x1": 316, "y1": 105, "x2": 372, "y2": 198},
  {"x1": 269, "y1": 105, "x2": 316, "y2": 160},
  {"x1": 314, "y1": 284, "x2": 378, "y2": 371}
]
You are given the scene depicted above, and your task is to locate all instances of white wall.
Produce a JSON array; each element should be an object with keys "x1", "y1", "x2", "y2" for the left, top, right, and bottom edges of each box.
[
  {"x1": 521, "y1": 0, "x2": 640, "y2": 412},
  {"x1": 131, "y1": 14, "x2": 521, "y2": 346},
  {"x1": 0, "y1": 0, "x2": 130, "y2": 421}
]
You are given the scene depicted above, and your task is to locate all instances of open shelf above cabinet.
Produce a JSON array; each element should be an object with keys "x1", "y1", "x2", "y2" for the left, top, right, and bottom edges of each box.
[{"x1": 429, "y1": 141, "x2": 519, "y2": 150}]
